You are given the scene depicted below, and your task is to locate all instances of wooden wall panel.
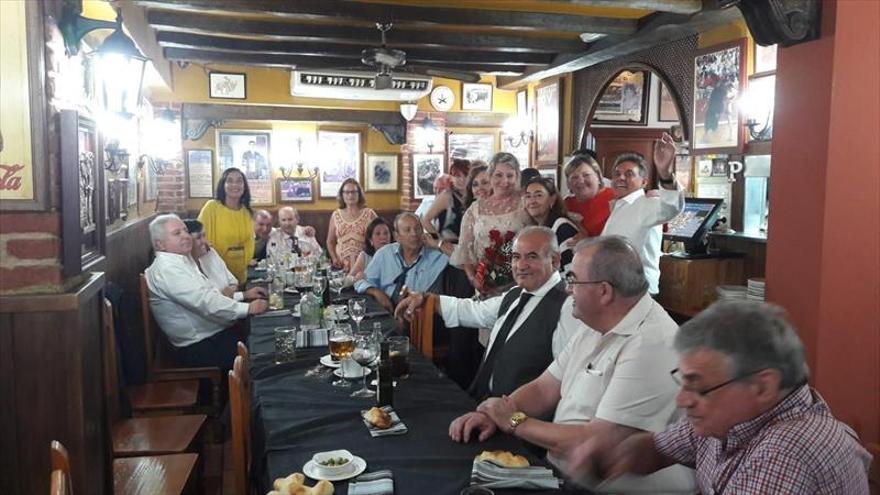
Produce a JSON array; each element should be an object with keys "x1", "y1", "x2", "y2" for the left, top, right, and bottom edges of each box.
[{"x1": 0, "y1": 314, "x2": 20, "y2": 495}]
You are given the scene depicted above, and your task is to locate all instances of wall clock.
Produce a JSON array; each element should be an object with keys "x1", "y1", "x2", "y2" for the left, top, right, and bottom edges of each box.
[{"x1": 430, "y1": 86, "x2": 455, "y2": 112}]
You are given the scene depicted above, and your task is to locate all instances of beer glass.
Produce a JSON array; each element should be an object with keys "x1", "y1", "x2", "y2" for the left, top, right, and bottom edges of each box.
[
  {"x1": 330, "y1": 323, "x2": 354, "y2": 387},
  {"x1": 387, "y1": 336, "x2": 410, "y2": 378},
  {"x1": 268, "y1": 278, "x2": 285, "y2": 310}
]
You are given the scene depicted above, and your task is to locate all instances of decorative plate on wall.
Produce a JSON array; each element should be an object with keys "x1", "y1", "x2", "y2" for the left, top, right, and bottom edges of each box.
[{"x1": 430, "y1": 86, "x2": 454, "y2": 112}]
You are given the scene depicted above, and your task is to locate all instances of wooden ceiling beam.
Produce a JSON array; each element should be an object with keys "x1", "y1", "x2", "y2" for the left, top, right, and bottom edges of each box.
[
  {"x1": 155, "y1": 31, "x2": 553, "y2": 66},
  {"x1": 163, "y1": 47, "x2": 527, "y2": 74},
  {"x1": 145, "y1": 10, "x2": 586, "y2": 53},
  {"x1": 496, "y1": 7, "x2": 742, "y2": 88},
  {"x1": 541, "y1": 0, "x2": 703, "y2": 15},
  {"x1": 137, "y1": 0, "x2": 637, "y2": 34}
]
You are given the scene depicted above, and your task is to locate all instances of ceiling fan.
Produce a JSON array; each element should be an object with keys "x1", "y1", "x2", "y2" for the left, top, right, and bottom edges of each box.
[{"x1": 359, "y1": 23, "x2": 481, "y2": 89}]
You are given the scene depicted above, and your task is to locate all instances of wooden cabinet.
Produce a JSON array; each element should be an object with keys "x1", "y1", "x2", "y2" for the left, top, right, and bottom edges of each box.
[
  {"x1": 591, "y1": 127, "x2": 666, "y2": 186},
  {"x1": 657, "y1": 255, "x2": 745, "y2": 317}
]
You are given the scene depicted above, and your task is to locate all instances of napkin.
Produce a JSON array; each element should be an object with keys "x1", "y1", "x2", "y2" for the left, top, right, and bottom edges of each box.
[
  {"x1": 348, "y1": 470, "x2": 394, "y2": 495},
  {"x1": 470, "y1": 459, "x2": 560, "y2": 490},
  {"x1": 255, "y1": 309, "x2": 292, "y2": 318},
  {"x1": 360, "y1": 406, "x2": 408, "y2": 437},
  {"x1": 295, "y1": 328, "x2": 328, "y2": 347}
]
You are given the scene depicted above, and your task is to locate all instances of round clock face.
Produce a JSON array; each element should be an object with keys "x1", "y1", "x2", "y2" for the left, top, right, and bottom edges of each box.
[{"x1": 430, "y1": 86, "x2": 455, "y2": 112}]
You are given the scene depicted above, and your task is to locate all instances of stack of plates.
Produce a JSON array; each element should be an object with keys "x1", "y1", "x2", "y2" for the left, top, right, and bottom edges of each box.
[
  {"x1": 747, "y1": 278, "x2": 766, "y2": 301},
  {"x1": 717, "y1": 285, "x2": 747, "y2": 301}
]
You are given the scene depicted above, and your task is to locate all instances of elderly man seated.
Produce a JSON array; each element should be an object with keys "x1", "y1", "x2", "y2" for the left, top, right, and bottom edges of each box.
[
  {"x1": 564, "y1": 300, "x2": 873, "y2": 494},
  {"x1": 397, "y1": 226, "x2": 582, "y2": 400},
  {"x1": 267, "y1": 206, "x2": 321, "y2": 259},
  {"x1": 145, "y1": 214, "x2": 268, "y2": 372},
  {"x1": 355, "y1": 212, "x2": 447, "y2": 313},
  {"x1": 448, "y1": 236, "x2": 695, "y2": 493}
]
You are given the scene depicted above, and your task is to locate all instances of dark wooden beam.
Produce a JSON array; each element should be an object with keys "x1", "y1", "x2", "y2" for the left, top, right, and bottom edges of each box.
[
  {"x1": 155, "y1": 31, "x2": 553, "y2": 66},
  {"x1": 446, "y1": 112, "x2": 509, "y2": 128},
  {"x1": 146, "y1": 10, "x2": 586, "y2": 53},
  {"x1": 137, "y1": 0, "x2": 637, "y2": 34},
  {"x1": 542, "y1": 0, "x2": 702, "y2": 15},
  {"x1": 497, "y1": 7, "x2": 742, "y2": 88},
  {"x1": 182, "y1": 103, "x2": 404, "y2": 126},
  {"x1": 163, "y1": 47, "x2": 527, "y2": 74}
]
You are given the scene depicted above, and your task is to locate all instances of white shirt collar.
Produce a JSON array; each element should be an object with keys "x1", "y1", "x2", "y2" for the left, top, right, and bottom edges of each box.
[
  {"x1": 522, "y1": 270, "x2": 563, "y2": 297},
  {"x1": 617, "y1": 188, "x2": 646, "y2": 206},
  {"x1": 607, "y1": 293, "x2": 655, "y2": 337}
]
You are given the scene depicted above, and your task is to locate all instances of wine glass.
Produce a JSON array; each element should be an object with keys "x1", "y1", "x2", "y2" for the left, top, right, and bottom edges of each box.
[
  {"x1": 328, "y1": 270, "x2": 345, "y2": 301},
  {"x1": 312, "y1": 275, "x2": 327, "y2": 299},
  {"x1": 348, "y1": 297, "x2": 367, "y2": 334},
  {"x1": 329, "y1": 323, "x2": 354, "y2": 388},
  {"x1": 350, "y1": 332, "x2": 378, "y2": 398}
]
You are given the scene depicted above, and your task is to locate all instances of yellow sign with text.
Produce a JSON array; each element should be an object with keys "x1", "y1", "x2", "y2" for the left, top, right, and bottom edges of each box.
[{"x1": 0, "y1": 0, "x2": 35, "y2": 200}]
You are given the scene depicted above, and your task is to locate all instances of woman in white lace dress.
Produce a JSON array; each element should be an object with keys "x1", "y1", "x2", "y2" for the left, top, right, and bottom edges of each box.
[{"x1": 452, "y1": 152, "x2": 532, "y2": 297}]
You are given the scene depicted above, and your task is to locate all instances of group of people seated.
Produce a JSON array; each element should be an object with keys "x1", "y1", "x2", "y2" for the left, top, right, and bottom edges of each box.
[{"x1": 141, "y1": 137, "x2": 872, "y2": 493}]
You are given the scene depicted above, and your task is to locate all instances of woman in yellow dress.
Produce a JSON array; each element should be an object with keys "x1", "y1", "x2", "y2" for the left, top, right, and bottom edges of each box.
[{"x1": 198, "y1": 168, "x2": 254, "y2": 284}]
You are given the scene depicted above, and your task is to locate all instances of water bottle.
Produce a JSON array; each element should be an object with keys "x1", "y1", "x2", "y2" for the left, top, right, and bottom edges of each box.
[{"x1": 300, "y1": 290, "x2": 322, "y2": 330}]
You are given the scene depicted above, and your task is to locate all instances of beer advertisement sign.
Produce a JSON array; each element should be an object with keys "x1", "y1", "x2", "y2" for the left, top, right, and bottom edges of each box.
[{"x1": 0, "y1": 0, "x2": 35, "y2": 201}]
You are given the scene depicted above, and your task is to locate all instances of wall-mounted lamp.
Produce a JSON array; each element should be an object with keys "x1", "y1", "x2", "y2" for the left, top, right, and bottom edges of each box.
[
  {"x1": 502, "y1": 117, "x2": 533, "y2": 148},
  {"x1": 399, "y1": 102, "x2": 418, "y2": 122},
  {"x1": 137, "y1": 154, "x2": 166, "y2": 176},
  {"x1": 280, "y1": 136, "x2": 319, "y2": 179},
  {"x1": 104, "y1": 139, "x2": 130, "y2": 173},
  {"x1": 415, "y1": 116, "x2": 442, "y2": 153},
  {"x1": 60, "y1": 1, "x2": 148, "y2": 117},
  {"x1": 738, "y1": 76, "x2": 775, "y2": 142}
]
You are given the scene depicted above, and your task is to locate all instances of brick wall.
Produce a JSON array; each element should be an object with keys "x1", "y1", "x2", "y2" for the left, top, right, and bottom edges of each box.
[
  {"x1": 0, "y1": 212, "x2": 64, "y2": 294},
  {"x1": 400, "y1": 112, "x2": 447, "y2": 212},
  {"x1": 155, "y1": 161, "x2": 187, "y2": 213}
]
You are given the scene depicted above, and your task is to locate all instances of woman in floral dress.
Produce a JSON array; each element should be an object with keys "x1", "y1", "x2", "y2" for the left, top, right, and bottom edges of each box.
[{"x1": 326, "y1": 178, "x2": 378, "y2": 274}]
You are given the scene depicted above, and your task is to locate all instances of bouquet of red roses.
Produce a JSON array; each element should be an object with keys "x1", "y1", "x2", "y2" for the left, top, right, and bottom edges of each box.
[{"x1": 475, "y1": 229, "x2": 515, "y2": 293}]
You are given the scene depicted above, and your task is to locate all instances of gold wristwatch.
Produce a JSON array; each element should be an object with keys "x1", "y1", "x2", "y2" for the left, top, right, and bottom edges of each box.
[{"x1": 509, "y1": 411, "x2": 528, "y2": 432}]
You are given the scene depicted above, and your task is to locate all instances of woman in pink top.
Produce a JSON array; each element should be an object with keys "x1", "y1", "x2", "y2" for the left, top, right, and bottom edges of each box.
[{"x1": 326, "y1": 178, "x2": 378, "y2": 273}]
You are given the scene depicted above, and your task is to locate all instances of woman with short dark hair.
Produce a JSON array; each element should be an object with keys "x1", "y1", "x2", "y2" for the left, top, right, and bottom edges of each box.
[
  {"x1": 523, "y1": 177, "x2": 580, "y2": 272},
  {"x1": 197, "y1": 167, "x2": 254, "y2": 283},
  {"x1": 350, "y1": 217, "x2": 393, "y2": 280}
]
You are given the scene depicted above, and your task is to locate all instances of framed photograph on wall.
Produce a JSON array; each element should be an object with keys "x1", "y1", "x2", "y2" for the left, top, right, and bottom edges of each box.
[
  {"x1": 538, "y1": 167, "x2": 558, "y2": 188},
  {"x1": 412, "y1": 153, "x2": 444, "y2": 199},
  {"x1": 711, "y1": 158, "x2": 729, "y2": 177},
  {"x1": 593, "y1": 69, "x2": 650, "y2": 125},
  {"x1": 461, "y1": 83, "x2": 493, "y2": 111},
  {"x1": 216, "y1": 129, "x2": 273, "y2": 205},
  {"x1": 364, "y1": 153, "x2": 399, "y2": 192},
  {"x1": 318, "y1": 130, "x2": 361, "y2": 198},
  {"x1": 186, "y1": 149, "x2": 213, "y2": 198},
  {"x1": 535, "y1": 78, "x2": 562, "y2": 166},
  {"x1": 448, "y1": 133, "x2": 495, "y2": 163},
  {"x1": 517, "y1": 90, "x2": 528, "y2": 118},
  {"x1": 658, "y1": 83, "x2": 680, "y2": 122},
  {"x1": 277, "y1": 177, "x2": 314, "y2": 203},
  {"x1": 209, "y1": 72, "x2": 246, "y2": 99},
  {"x1": 692, "y1": 39, "x2": 747, "y2": 154}
]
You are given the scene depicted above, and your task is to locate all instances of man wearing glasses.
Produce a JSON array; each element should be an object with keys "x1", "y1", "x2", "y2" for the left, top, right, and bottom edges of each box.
[
  {"x1": 564, "y1": 301, "x2": 872, "y2": 494},
  {"x1": 450, "y1": 236, "x2": 695, "y2": 493}
]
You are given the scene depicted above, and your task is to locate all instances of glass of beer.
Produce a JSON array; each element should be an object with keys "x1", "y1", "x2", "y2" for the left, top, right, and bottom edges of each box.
[
  {"x1": 274, "y1": 327, "x2": 296, "y2": 364},
  {"x1": 387, "y1": 336, "x2": 410, "y2": 378},
  {"x1": 268, "y1": 278, "x2": 285, "y2": 310},
  {"x1": 330, "y1": 323, "x2": 354, "y2": 387}
]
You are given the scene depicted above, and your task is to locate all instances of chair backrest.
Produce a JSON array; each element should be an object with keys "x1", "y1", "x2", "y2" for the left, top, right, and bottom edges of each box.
[
  {"x1": 409, "y1": 294, "x2": 436, "y2": 359},
  {"x1": 229, "y1": 355, "x2": 252, "y2": 495},
  {"x1": 50, "y1": 440, "x2": 72, "y2": 495},
  {"x1": 102, "y1": 298, "x2": 121, "y2": 424},
  {"x1": 139, "y1": 273, "x2": 179, "y2": 371},
  {"x1": 237, "y1": 342, "x2": 251, "y2": 390}
]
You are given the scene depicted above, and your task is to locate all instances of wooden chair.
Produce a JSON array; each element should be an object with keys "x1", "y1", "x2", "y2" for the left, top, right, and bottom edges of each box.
[
  {"x1": 50, "y1": 441, "x2": 71, "y2": 495},
  {"x1": 138, "y1": 274, "x2": 222, "y2": 414},
  {"x1": 229, "y1": 354, "x2": 253, "y2": 495},
  {"x1": 408, "y1": 294, "x2": 447, "y2": 362},
  {"x1": 103, "y1": 299, "x2": 207, "y2": 457}
]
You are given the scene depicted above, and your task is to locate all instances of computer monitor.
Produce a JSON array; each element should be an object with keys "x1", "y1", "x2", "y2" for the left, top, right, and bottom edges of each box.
[{"x1": 664, "y1": 198, "x2": 724, "y2": 257}]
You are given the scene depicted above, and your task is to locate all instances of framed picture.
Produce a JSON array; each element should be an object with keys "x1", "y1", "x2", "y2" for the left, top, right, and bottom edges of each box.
[
  {"x1": 754, "y1": 43, "x2": 778, "y2": 74},
  {"x1": 538, "y1": 167, "x2": 558, "y2": 188},
  {"x1": 448, "y1": 133, "x2": 495, "y2": 163},
  {"x1": 535, "y1": 78, "x2": 562, "y2": 166},
  {"x1": 364, "y1": 153, "x2": 399, "y2": 192},
  {"x1": 186, "y1": 149, "x2": 213, "y2": 198},
  {"x1": 692, "y1": 39, "x2": 747, "y2": 154},
  {"x1": 216, "y1": 130, "x2": 273, "y2": 205},
  {"x1": 516, "y1": 90, "x2": 528, "y2": 118},
  {"x1": 209, "y1": 72, "x2": 246, "y2": 99},
  {"x1": 657, "y1": 83, "x2": 680, "y2": 122},
  {"x1": 277, "y1": 177, "x2": 314, "y2": 203},
  {"x1": 593, "y1": 69, "x2": 650, "y2": 125},
  {"x1": 697, "y1": 159, "x2": 713, "y2": 177},
  {"x1": 318, "y1": 130, "x2": 361, "y2": 198},
  {"x1": 711, "y1": 158, "x2": 729, "y2": 177},
  {"x1": 461, "y1": 83, "x2": 493, "y2": 111},
  {"x1": 412, "y1": 153, "x2": 444, "y2": 199}
]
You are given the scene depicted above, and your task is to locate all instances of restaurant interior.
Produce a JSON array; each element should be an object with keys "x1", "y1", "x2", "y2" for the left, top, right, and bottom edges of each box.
[{"x1": 0, "y1": 0, "x2": 877, "y2": 494}]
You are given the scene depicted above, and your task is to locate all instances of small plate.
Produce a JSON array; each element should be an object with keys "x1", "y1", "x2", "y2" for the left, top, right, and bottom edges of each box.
[
  {"x1": 319, "y1": 354, "x2": 341, "y2": 368},
  {"x1": 333, "y1": 367, "x2": 372, "y2": 379},
  {"x1": 284, "y1": 287, "x2": 298, "y2": 294},
  {"x1": 303, "y1": 455, "x2": 366, "y2": 482}
]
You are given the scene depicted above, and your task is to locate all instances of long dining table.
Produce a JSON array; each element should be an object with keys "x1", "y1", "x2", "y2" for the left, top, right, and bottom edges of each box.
[{"x1": 245, "y1": 279, "x2": 579, "y2": 494}]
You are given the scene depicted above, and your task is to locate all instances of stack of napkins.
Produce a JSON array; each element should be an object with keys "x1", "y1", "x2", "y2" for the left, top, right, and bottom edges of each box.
[
  {"x1": 360, "y1": 406, "x2": 408, "y2": 437},
  {"x1": 348, "y1": 470, "x2": 394, "y2": 495},
  {"x1": 295, "y1": 328, "x2": 328, "y2": 347},
  {"x1": 470, "y1": 459, "x2": 560, "y2": 490}
]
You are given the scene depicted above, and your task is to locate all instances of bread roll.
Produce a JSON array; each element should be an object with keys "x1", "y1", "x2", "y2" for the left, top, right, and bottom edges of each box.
[
  {"x1": 268, "y1": 473, "x2": 335, "y2": 495},
  {"x1": 475, "y1": 450, "x2": 530, "y2": 468},
  {"x1": 365, "y1": 406, "x2": 392, "y2": 429}
]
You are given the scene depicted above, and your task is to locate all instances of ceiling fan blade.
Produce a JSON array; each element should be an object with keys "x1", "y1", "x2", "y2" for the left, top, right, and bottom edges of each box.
[{"x1": 405, "y1": 66, "x2": 482, "y2": 83}]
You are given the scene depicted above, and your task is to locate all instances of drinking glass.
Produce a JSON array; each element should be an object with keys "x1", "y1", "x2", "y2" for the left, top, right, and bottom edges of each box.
[
  {"x1": 328, "y1": 270, "x2": 345, "y2": 301},
  {"x1": 312, "y1": 275, "x2": 327, "y2": 298},
  {"x1": 268, "y1": 278, "x2": 285, "y2": 310},
  {"x1": 274, "y1": 327, "x2": 296, "y2": 364},
  {"x1": 350, "y1": 332, "x2": 379, "y2": 398},
  {"x1": 387, "y1": 336, "x2": 410, "y2": 378},
  {"x1": 348, "y1": 297, "x2": 367, "y2": 334},
  {"x1": 329, "y1": 323, "x2": 354, "y2": 387}
]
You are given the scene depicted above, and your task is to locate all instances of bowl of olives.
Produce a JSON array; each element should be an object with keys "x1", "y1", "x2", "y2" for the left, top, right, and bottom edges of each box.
[{"x1": 312, "y1": 449, "x2": 354, "y2": 477}]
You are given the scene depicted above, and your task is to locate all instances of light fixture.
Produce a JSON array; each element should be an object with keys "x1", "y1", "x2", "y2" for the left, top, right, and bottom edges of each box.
[
  {"x1": 415, "y1": 116, "x2": 442, "y2": 153},
  {"x1": 738, "y1": 76, "x2": 775, "y2": 142},
  {"x1": 502, "y1": 117, "x2": 533, "y2": 148},
  {"x1": 280, "y1": 137, "x2": 318, "y2": 179},
  {"x1": 104, "y1": 139, "x2": 130, "y2": 173},
  {"x1": 60, "y1": 1, "x2": 148, "y2": 117},
  {"x1": 400, "y1": 101, "x2": 418, "y2": 121}
]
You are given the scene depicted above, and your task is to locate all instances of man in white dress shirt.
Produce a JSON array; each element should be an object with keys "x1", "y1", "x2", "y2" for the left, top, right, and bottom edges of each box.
[
  {"x1": 267, "y1": 206, "x2": 322, "y2": 259},
  {"x1": 601, "y1": 133, "x2": 684, "y2": 294},
  {"x1": 449, "y1": 236, "x2": 695, "y2": 493},
  {"x1": 146, "y1": 214, "x2": 268, "y2": 372},
  {"x1": 397, "y1": 226, "x2": 583, "y2": 400}
]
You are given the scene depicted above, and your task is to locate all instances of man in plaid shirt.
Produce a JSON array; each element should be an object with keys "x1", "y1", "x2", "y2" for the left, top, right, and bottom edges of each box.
[{"x1": 563, "y1": 301, "x2": 872, "y2": 494}]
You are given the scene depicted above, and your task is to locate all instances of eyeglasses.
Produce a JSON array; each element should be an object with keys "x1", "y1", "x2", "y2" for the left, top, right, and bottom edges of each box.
[
  {"x1": 670, "y1": 368, "x2": 765, "y2": 397},
  {"x1": 564, "y1": 272, "x2": 611, "y2": 288},
  {"x1": 342, "y1": 190, "x2": 359, "y2": 195}
]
